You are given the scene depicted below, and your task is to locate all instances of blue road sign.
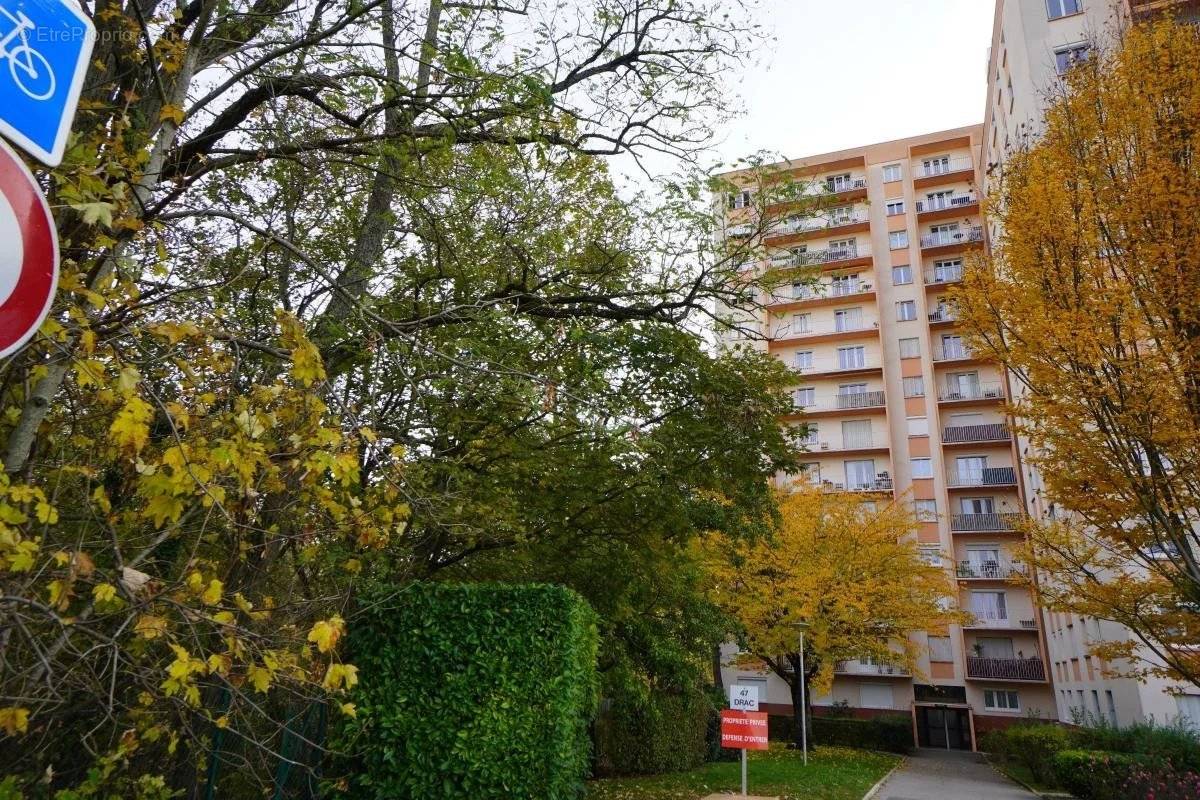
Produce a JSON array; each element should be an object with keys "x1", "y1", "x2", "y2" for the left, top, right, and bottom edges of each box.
[{"x1": 0, "y1": 0, "x2": 94, "y2": 166}]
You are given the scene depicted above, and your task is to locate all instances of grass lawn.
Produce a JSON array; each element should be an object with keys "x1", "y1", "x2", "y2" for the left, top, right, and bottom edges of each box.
[
  {"x1": 586, "y1": 745, "x2": 900, "y2": 800},
  {"x1": 985, "y1": 756, "x2": 1061, "y2": 795}
]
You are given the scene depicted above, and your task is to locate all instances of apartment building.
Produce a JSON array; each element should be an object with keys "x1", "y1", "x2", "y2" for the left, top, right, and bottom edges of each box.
[
  {"x1": 716, "y1": 127, "x2": 1057, "y2": 750},
  {"x1": 984, "y1": 0, "x2": 1200, "y2": 730}
]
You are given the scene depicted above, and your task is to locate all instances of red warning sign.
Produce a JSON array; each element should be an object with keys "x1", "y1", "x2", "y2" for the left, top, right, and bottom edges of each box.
[{"x1": 720, "y1": 709, "x2": 769, "y2": 750}]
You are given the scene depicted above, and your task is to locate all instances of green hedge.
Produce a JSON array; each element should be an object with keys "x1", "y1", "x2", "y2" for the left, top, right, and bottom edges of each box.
[
  {"x1": 1051, "y1": 749, "x2": 1165, "y2": 800},
  {"x1": 593, "y1": 688, "x2": 711, "y2": 776},
  {"x1": 343, "y1": 583, "x2": 599, "y2": 800},
  {"x1": 768, "y1": 714, "x2": 912, "y2": 753},
  {"x1": 979, "y1": 722, "x2": 1073, "y2": 784}
]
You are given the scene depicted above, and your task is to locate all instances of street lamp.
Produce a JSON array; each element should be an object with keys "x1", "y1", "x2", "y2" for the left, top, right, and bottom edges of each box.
[{"x1": 790, "y1": 621, "x2": 810, "y2": 765}]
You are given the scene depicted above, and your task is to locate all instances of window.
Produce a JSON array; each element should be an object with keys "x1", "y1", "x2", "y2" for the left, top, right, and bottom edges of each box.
[
  {"x1": 839, "y1": 382, "x2": 867, "y2": 396},
  {"x1": 925, "y1": 190, "x2": 954, "y2": 211},
  {"x1": 940, "y1": 333, "x2": 966, "y2": 358},
  {"x1": 1106, "y1": 691, "x2": 1117, "y2": 726},
  {"x1": 842, "y1": 420, "x2": 872, "y2": 449},
  {"x1": 793, "y1": 387, "x2": 815, "y2": 408},
  {"x1": 882, "y1": 164, "x2": 902, "y2": 182},
  {"x1": 829, "y1": 238, "x2": 857, "y2": 257},
  {"x1": 956, "y1": 456, "x2": 987, "y2": 484},
  {"x1": 798, "y1": 424, "x2": 819, "y2": 446},
  {"x1": 932, "y1": 258, "x2": 963, "y2": 283},
  {"x1": 845, "y1": 459, "x2": 876, "y2": 490},
  {"x1": 889, "y1": 230, "x2": 909, "y2": 249},
  {"x1": 794, "y1": 350, "x2": 813, "y2": 370},
  {"x1": 897, "y1": 300, "x2": 917, "y2": 321},
  {"x1": 914, "y1": 499, "x2": 938, "y2": 521},
  {"x1": 902, "y1": 375, "x2": 925, "y2": 397},
  {"x1": 1046, "y1": 0, "x2": 1081, "y2": 20},
  {"x1": 892, "y1": 265, "x2": 912, "y2": 285},
  {"x1": 945, "y1": 371, "x2": 980, "y2": 399},
  {"x1": 961, "y1": 497, "x2": 995, "y2": 515},
  {"x1": 911, "y1": 458, "x2": 933, "y2": 479},
  {"x1": 728, "y1": 189, "x2": 751, "y2": 209},
  {"x1": 984, "y1": 689, "x2": 1020, "y2": 711},
  {"x1": 791, "y1": 313, "x2": 811, "y2": 335},
  {"x1": 791, "y1": 281, "x2": 816, "y2": 299},
  {"x1": 971, "y1": 590, "x2": 1008, "y2": 622},
  {"x1": 860, "y1": 683, "x2": 894, "y2": 710},
  {"x1": 837, "y1": 346, "x2": 865, "y2": 369},
  {"x1": 907, "y1": 416, "x2": 929, "y2": 437},
  {"x1": 1055, "y1": 44, "x2": 1090, "y2": 74},
  {"x1": 826, "y1": 173, "x2": 853, "y2": 191},
  {"x1": 922, "y1": 155, "x2": 950, "y2": 176},
  {"x1": 834, "y1": 307, "x2": 863, "y2": 332},
  {"x1": 829, "y1": 205, "x2": 855, "y2": 224},
  {"x1": 830, "y1": 273, "x2": 860, "y2": 295},
  {"x1": 928, "y1": 635, "x2": 953, "y2": 662},
  {"x1": 976, "y1": 636, "x2": 1014, "y2": 659},
  {"x1": 885, "y1": 199, "x2": 905, "y2": 216},
  {"x1": 799, "y1": 462, "x2": 821, "y2": 484},
  {"x1": 899, "y1": 338, "x2": 921, "y2": 359}
]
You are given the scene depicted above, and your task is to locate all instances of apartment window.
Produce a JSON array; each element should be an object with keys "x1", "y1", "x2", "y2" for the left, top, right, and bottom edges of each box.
[
  {"x1": 794, "y1": 350, "x2": 813, "y2": 370},
  {"x1": 830, "y1": 205, "x2": 855, "y2": 224},
  {"x1": 892, "y1": 265, "x2": 912, "y2": 285},
  {"x1": 837, "y1": 346, "x2": 865, "y2": 369},
  {"x1": 791, "y1": 313, "x2": 811, "y2": 334},
  {"x1": 932, "y1": 258, "x2": 963, "y2": 283},
  {"x1": 961, "y1": 497, "x2": 995, "y2": 515},
  {"x1": 889, "y1": 230, "x2": 909, "y2": 250},
  {"x1": 845, "y1": 459, "x2": 876, "y2": 490},
  {"x1": 906, "y1": 416, "x2": 929, "y2": 437},
  {"x1": 830, "y1": 273, "x2": 860, "y2": 295},
  {"x1": 792, "y1": 281, "x2": 816, "y2": 300},
  {"x1": 800, "y1": 462, "x2": 821, "y2": 484},
  {"x1": 940, "y1": 333, "x2": 966, "y2": 358},
  {"x1": 926, "y1": 190, "x2": 955, "y2": 211},
  {"x1": 1055, "y1": 44, "x2": 1090, "y2": 75},
  {"x1": 1175, "y1": 695, "x2": 1200, "y2": 730},
  {"x1": 826, "y1": 173, "x2": 853, "y2": 191},
  {"x1": 976, "y1": 636, "x2": 1014, "y2": 658},
  {"x1": 728, "y1": 189, "x2": 751, "y2": 209},
  {"x1": 885, "y1": 199, "x2": 905, "y2": 216},
  {"x1": 829, "y1": 238, "x2": 857, "y2": 257},
  {"x1": 911, "y1": 458, "x2": 933, "y2": 479},
  {"x1": 839, "y1": 382, "x2": 867, "y2": 396},
  {"x1": 928, "y1": 635, "x2": 953, "y2": 662},
  {"x1": 1046, "y1": 0, "x2": 1081, "y2": 20},
  {"x1": 899, "y1": 338, "x2": 921, "y2": 359},
  {"x1": 1105, "y1": 691, "x2": 1117, "y2": 726},
  {"x1": 897, "y1": 300, "x2": 917, "y2": 321},
  {"x1": 902, "y1": 375, "x2": 925, "y2": 397},
  {"x1": 860, "y1": 683, "x2": 894, "y2": 710},
  {"x1": 793, "y1": 387, "x2": 815, "y2": 408},
  {"x1": 922, "y1": 155, "x2": 950, "y2": 176},
  {"x1": 971, "y1": 590, "x2": 1008, "y2": 622},
  {"x1": 882, "y1": 163, "x2": 902, "y2": 182},
  {"x1": 834, "y1": 308, "x2": 863, "y2": 332},
  {"x1": 914, "y1": 499, "x2": 938, "y2": 522},
  {"x1": 842, "y1": 420, "x2": 872, "y2": 449},
  {"x1": 957, "y1": 456, "x2": 987, "y2": 484},
  {"x1": 985, "y1": 689, "x2": 1020, "y2": 712},
  {"x1": 798, "y1": 424, "x2": 819, "y2": 446}
]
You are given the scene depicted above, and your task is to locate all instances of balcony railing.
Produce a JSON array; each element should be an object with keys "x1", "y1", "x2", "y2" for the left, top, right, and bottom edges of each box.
[
  {"x1": 916, "y1": 193, "x2": 978, "y2": 213},
  {"x1": 957, "y1": 560, "x2": 1027, "y2": 580},
  {"x1": 938, "y1": 382, "x2": 1004, "y2": 402},
  {"x1": 928, "y1": 306, "x2": 956, "y2": 323},
  {"x1": 772, "y1": 211, "x2": 869, "y2": 236},
  {"x1": 835, "y1": 661, "x2": 909, "y2": 676},
  {"x1": 946, "y1": 467, "x2": 1018, "y2": 487},
  {"x1": 772, "y1": 244, "x2": 870, "y2": 269},
  {"x1": 821, "y1": 476, "x2": 894, "y2": 494},
  {"x1": 794, "y1": 358, "x2": 874, "y2": 375},
  {"x1": 932, "y1": 343, "x2": 975, "y2": 361},
  {"x1": 965, "y1": 656, "x2": 1046, "y2": 682},
  {"x1": 925, "y1": 264, "x2": 965, "y2": 285},
  {"x1": 950, "y1": 512, "x2": 1023, "y2": 532},
  {"x1": 919, "y1": 157, "x2": 974, "y2": 177},
  {"x1": 942, "y1": 423, "x2": 1010, "y2": 444},
  {"x1": 920, "y1": 226, "x2": 984, "y2": 249},
  {"x1": 824, "y1": 177, "x2": 867, "y2": 193},
  {"x1": 836, "y1": 390, "x2": 886, "y2": 410}
]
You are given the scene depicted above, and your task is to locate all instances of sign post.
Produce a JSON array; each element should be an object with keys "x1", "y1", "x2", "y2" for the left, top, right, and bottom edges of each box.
[
  {"x1": 0, "y1": 0, "x2": 96, "y2": 166},
  {"x1": 720, "y1": 685, "x2": 768, "y2": 798}
]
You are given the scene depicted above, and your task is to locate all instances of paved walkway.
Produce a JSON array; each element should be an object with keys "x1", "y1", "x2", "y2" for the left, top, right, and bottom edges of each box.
[{"x1": 877, "y1": 748, "x2": 1037, "y2": 799}]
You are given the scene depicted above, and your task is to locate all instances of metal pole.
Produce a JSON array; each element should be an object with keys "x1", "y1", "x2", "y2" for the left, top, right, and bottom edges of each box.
[
  {"x1": 741, "y1": 747, "x2": 747, "y2": 795},
  {"x1": 800, "y1": 630, "x2": 808, "y2": 766}
]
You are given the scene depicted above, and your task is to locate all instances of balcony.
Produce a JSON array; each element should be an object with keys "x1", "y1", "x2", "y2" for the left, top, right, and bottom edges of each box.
[
  {"x1": 835, "y1": 390, "x2": 886, "y2": 410},
  {"x1": 793, "y1": 358, "x2": 880, "y2": 379},
  {"x1": 835, "y1": 661, "x2": 910, "y2": 677},
  {"x1": 920, "y1": 226, "x2": 984, "y2": 251},
  {"x1": 946, "y1": 467, "x2": 1018, "y2": 487},
  {"x1": 965, "y1": 656, "x2": 1046, "y2": 682},
  {"x1": 942, "y1": 423, "x2": 1010, "y2": 444},
  {"x1": 824, "y1": 177, "x2": 868, "y2": 195},
  {"x1": 950, "y1": 512, "x2": 1023, "y2": 532},
  {"x1": 820, "y1": 476, "x2": 894, "y2": 494},
  {"x1": 918, "y1": 157, "x2": 974, "y2": 179},
  {"x1": 932, "y1": 343, "x2": 978, "y2": 362},
  {"x1": 769, "y1": 210, "x2": 869, "y2": 239},
  {"x1": 924, "y1": 264, "x2": 964, "y2": 286},
  {"x1": 965, "y1": 612, "x2": 1039, "y2": 630},
  {"x1": 956, "y1": 560, "x2": 1027, "y2": 580},
  {"x1": 770, "y1": 243, "x2": 872, "y2": 269},
  {"x1": 928, "y1": 306, "x2": 957, "y2": 324},
  {"x1": 916, "y1": 193, "x2": 979, "y2": 215},
  {"x1": 784, "y1": 280, "x2": 874, "y2": 303},
  {"x1": 938, "y1": 382, "x2": 1005, "y2": 403}
]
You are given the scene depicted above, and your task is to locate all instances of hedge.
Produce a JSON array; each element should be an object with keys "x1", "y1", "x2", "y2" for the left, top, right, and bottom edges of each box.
[
  {"x1": 767, "y1": 713, "x2": 913, "y2": 754},
  {"x1": 978, "y1": 722, "x2": 1073, "y2": 785},
  {"x1": 1051, "y1": 749, "x2": 1165, "y2": 800},
  {"x1": 593, "y1": 687, "x2": 711, "y2": 776},
  {"x1": 342, "y1": 583, "x2": 599, "y2": 800}
]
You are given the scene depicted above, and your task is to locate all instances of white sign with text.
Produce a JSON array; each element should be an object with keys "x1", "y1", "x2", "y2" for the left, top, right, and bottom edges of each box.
[{"x1": 728, "y1": 684, "x2": 759, "y2": 712}]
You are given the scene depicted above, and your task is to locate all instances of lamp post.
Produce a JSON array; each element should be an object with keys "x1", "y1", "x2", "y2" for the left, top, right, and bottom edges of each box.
[{"x1": 790, "y1": 621, "x2": 810, "y2": 766}]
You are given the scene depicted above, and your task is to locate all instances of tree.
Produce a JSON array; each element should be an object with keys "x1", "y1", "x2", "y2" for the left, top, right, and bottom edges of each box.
[
  {"x1": 953, "y1": 19, "x2": 1200, "y2": 689},
  {"x1": 701, "y1": 487, "x2": 961, "y2": 747},
  {"x1": 0, "y1": 1, "x2": 799, "y2": 795}
]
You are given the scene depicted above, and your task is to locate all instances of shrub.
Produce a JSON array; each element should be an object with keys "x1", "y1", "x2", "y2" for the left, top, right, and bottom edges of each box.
[
  {"x1": 813, "y1": 715, "x2": 913, "y2": 754},
  {"x1": 768, "y1": 713, "x2": 797, "y2": 743},
  {"x1": 342, "y1": 583, "x2": 599, "y2": 800},
  {"x1": 593, "y1": 687, "x2": 712, "y2": 776},
  {"x1": 1074, "y1": 720, "x2": 1200, "y2": 772},
  {"x1": 1121, "y1": 767, "x2": 1200, "y2": 800},
  {"x1": 1051, "y1": 749, "x2": 1165, "y2": 800},
  {"x1": 983, "y1": 722, "x2": 1074, "y2": 784}
]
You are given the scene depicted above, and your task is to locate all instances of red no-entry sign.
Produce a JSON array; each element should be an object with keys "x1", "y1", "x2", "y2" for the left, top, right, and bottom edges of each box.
[
  {"x1": 720, "y1": 709, "x2": 769, "y2": 750},
  {"x1": 0, "y1": 138, "x2": 58, "y2": 359}
]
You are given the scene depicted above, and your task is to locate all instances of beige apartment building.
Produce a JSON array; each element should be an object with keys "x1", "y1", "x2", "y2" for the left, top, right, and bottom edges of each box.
[
  {"x1": 716, "y1": 126, "x2": 1056, "y2": 749},
  {"x1": 984, "y1": 0, "x2": 1200, "y2": 730}
]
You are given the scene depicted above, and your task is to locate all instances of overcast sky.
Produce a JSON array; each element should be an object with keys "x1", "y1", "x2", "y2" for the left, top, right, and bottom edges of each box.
[{"x1": 713, "y1": 0, "x2": 995, "y2": 162}]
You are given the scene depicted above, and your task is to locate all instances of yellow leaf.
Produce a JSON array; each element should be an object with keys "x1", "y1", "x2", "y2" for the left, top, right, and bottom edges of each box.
[
  {"x1": 201, "y1": 578, "x2": 223, "y2": 606},
  {"x1": 246, "y1": 664, "x2": 272, "y2": 693},
  {"x1": 47, "y1": 579, "x2": 72, "y2": 611},
  {"x1": 134, "y1": 614, "x2": 168, "y2": 639},
  {"x1": 322, "y1": 662, "x2": 359, "y2": 691},
  {"x1": 109, "y1": 395, "x2": 153, "y2": 453},
  {"x1": 92, "y1": 583, "x2": 118, "y2": 603},
  {"x1": 34, "y1": 501, "x2": 58, "y2": 524},
  {"x1": 338, "y1": 702, "x2": 357, "y2": 718},
  {"x1": 0, "y1": 706, "x2": 30, "y2": 735},
  {"x1": 159, "y1": 104, "x2": 185, "y2": 125},
  {"x1": 118, "y1": 365, "x2": 141, "y2": 395},
  {"x1": 306, "y1": 615, "x2": 344, "y2": 654}
]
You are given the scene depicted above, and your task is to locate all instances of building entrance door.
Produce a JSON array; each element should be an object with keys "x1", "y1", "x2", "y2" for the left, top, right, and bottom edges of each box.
[{"x1": 915, "y1": 705, "x2": 971, "y2": 750}]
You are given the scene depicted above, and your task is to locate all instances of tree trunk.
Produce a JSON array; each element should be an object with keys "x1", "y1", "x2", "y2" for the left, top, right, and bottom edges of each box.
[
  {"x1": 712, "y1": 645, "x2": 725, "y2": 694},
  {"x1": 786, "y1": 652, "x2": 813, "y2": 749}
]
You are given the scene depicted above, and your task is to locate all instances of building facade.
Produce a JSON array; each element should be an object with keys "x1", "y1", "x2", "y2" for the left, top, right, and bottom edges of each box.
[
  {"x1": 984, "y1": 0, "x2": 1200, "y2": 730},
  {"x1": 716, "y1": 127, "x2": 1057, "y2": 749}
]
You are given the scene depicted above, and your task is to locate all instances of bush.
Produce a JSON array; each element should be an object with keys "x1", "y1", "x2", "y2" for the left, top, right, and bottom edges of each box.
[
  {"x1": 1051, "y1": 749, "x2": 1165, "y2": 800},
  {"x1": 1121, "y1": 766, "x2": 1200, "y2": 800},
  {"x1": 813, "y1": 715, "x2": 913, "y2": 754},
  {"x1": 981, "y1": 722, "x2": 1074, "y2": 784},
  {"x1": 342, "y1": 583, "x2": 599, "y2": 800},
  {"x1": 1074, "y1": 720, "x2": 1200, "y2": 772},
  {"x1": 593, "y1": 687, "x2": 712, "y2": 776}
]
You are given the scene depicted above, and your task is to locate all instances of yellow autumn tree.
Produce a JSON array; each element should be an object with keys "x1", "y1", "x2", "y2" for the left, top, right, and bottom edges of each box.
[
  {"x1": 702, "y1": 487, "x2": 962, "y2": 745},
  {"x1": 953, "y1": 19, "x2": 1200, "y2": 687}
]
